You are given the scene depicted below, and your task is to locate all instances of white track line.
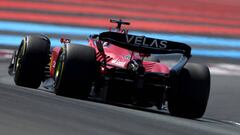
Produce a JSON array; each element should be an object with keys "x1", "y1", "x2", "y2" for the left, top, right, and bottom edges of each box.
[
  {"x1": 0, "y1": 49, "x2": 14, "y2": 59},
  {"x1": 209, "y1": 63, "x2": 240, "y2": 76},
  {"x1": 1, "y1": 49, "x2": 240, "y2": 76}
]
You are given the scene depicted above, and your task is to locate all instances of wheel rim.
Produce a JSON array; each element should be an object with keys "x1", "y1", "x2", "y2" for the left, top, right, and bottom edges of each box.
[
  {"x1": 54, "y1": 52, "x2": 64, "y2": 88},
  {"x1": 16, "y1": 38, "x2": 27, "y2": 71}
]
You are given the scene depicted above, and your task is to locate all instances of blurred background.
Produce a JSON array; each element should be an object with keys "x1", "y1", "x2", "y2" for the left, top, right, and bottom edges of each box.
[{"x1": 1, "y1": 0, "x2": 240, "y2": 60}]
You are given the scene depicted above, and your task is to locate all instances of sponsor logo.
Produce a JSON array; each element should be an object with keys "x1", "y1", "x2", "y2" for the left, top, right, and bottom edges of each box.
[
  {"x1": 111, "y1": 58, "x2": 126, "y2": 67},
  {"x1": 124, "y1": 54, "x2": 131, "y2": 59},
  {"x1": 52, "y1": 61, "x2": 56, "y2": 68},
  {"x1": 125, "y1": 35, "x2": 167, "y2": 49}
]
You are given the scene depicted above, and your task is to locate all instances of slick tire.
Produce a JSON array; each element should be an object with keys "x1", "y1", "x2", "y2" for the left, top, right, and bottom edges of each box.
[
  {"x1": 168, "y1": 63, "x2": 210, "y2": 119},
  {"x1": 54, "y1": 44, "x2": 97, "y2": 98},
  {"x1": 14, "y1": 35, "x2": 50, "y2": 88}
]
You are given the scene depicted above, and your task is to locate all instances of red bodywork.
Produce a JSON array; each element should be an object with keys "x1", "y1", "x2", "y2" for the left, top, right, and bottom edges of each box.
[
  {"x1": 50, "y1": 47, "x2": 61, "y2": 77},
  {"x1": 50, "y1": 38, "x2": 170, "y2": 78},
  {"x1": 89, "y1": 39, "x2": 170, "y2": 73}
]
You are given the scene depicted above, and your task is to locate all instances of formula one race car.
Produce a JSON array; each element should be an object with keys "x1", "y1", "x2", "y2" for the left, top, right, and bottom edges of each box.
[{"x1": 8, "y1": 19, "x2": 210, "y2": 119}]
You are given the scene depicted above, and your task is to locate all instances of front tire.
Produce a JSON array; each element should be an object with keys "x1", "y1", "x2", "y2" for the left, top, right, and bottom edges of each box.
[
  {"x1": 54, "y1": 44, "x2": 97, "y2": 98},
  {"x1": 14, "y1": 35, "x2": 50, "y2": 88},
  {"x1": 168, "y1": 63, "x2": 210, "y2": 119}
]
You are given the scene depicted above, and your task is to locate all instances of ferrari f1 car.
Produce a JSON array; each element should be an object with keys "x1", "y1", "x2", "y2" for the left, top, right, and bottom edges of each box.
[{"x1": 8, "y1": 19, "x2": 210, "y2": 119}]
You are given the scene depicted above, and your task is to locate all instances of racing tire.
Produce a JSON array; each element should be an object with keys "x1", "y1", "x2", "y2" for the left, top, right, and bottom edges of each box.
[
  {"x1": 168, "y1": 63, "x2": 210, "y2": 119},
  {"x1": 14, "y1": 35, "x2": 50, "y2": 88},
  {"x1": 54, "y1": 44, "x2": 97, "y2": 99}
]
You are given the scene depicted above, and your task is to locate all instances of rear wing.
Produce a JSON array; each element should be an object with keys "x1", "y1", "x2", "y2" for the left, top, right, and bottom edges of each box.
[{"x1": 99, "y1": 32, "x2": 191, "y2": 58}]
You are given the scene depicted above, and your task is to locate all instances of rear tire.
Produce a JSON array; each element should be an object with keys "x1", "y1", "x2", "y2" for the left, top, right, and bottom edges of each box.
[
  {"x1": 54, "y1": 44, "x2": 97, "y2": 98},
  {"x1": 14, "y1": 35, "x2": 50, "y2": 88},
  {"x1": 168, "y1": 63, "x2": 210, "y2": 118}
]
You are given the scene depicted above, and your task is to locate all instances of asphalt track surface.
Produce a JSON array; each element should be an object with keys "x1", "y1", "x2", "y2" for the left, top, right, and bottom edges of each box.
[{"x1": 0, "y1": 58, "x2": 240, "y2": 135}]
